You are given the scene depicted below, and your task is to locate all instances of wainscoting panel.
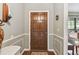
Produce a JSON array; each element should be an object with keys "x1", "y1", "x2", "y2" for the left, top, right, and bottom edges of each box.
[
  {"x1": 53, "y1": 34, "x2": 64, "y2": 55},
  {"x1": 2, "y1": 34, "x2": 25, "y2": 53}
]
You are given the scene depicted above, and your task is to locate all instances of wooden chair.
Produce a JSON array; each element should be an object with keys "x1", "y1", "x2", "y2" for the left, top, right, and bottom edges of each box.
[{"x1": 68, "y1": 45, "x2": 74, "y2": 55}]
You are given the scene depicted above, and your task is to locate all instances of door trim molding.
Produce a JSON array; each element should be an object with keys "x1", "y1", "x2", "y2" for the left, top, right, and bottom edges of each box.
[{"x1": 29, "y1": 10, "x2": 49, "y2": 50}]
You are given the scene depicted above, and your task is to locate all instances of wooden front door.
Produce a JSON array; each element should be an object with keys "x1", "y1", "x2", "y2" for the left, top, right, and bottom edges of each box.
[{"x1": 30, "y1": 12, "x2": 48, "y2": 51}]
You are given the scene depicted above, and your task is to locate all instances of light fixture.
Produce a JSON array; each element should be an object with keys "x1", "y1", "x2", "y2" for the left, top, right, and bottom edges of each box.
[{"x1": 0, "y1": 3, "x2": 12, "y2": 26}]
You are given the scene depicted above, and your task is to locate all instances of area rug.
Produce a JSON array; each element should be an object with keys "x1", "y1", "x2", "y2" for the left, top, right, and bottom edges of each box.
[
  {"x1": 22, "y1": 51, "x2": 55, "y2": 55},
  {"x1": 31, "y1": 52, "x2": 48, "y2": 55}
]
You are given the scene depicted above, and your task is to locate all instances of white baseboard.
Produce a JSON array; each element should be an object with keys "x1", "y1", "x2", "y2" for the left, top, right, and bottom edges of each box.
[
  {"x1": 21, "y1": 49, "x2": 30, "y2": 55},
  {"x1": 48, "y1": 49, "x2": 57, "y2": 55}
]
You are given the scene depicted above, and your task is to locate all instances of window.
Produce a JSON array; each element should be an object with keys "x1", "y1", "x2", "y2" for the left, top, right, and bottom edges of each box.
[
  {"x1": 68, "y1": 17, "x2": 74, "y2": 29},
  {"x1": 76, "y1": 19, "x2": 79, "y2": 29},
  {"x1": 68, "y1": 16, "x2": 79, "y2": 31}
]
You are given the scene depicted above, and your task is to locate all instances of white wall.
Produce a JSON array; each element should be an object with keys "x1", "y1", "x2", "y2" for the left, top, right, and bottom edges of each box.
[
  {"x1": 0, "y1": 3, "x2": 2, "y2": 20},
  {"x1": 0, "y1": 3, "x2": 25, "y2": 51},
  {"x1": 2, "y1": 3, "x2": 25, "y2": 40},
  {"x1": 53, "y1": 3, "x2": 68, "y2": 55},
  {"x1": 68, "y1": 3, "x2": 79, "y2": 12},
  {"x1": 0, "y1": 3, "x2": 25, "y2": 53},
  {"x1": 24, "y1": 3, "x2": 54, "y2": 49}
]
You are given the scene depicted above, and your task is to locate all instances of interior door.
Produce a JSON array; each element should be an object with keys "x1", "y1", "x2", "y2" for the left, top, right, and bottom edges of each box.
[{"x1": 31, "y1": 12, "x2": 48, "y2": 51}]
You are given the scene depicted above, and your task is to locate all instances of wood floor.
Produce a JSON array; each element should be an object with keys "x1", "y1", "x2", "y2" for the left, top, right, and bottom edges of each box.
[{"x1": 22, "y1": 50, "x2": 55, "y2": 55}]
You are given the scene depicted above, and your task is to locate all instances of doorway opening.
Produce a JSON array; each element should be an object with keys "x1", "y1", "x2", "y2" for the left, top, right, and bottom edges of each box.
[{"x1": 30, "y1": 11, "x2": 48, "y2": 51}]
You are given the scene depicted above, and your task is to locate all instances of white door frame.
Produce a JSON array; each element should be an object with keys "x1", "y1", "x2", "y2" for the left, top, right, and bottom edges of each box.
[
  {"x1": 29, "y1": 10, "x2": 49, "y2": 50},
  {"x1": 64, "y1": 4, "x2": 68, "y2": 55}
]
